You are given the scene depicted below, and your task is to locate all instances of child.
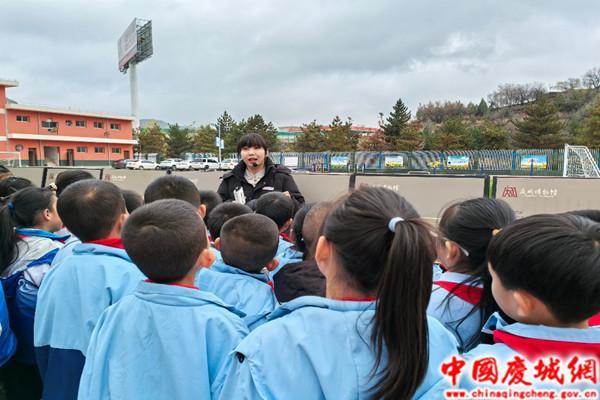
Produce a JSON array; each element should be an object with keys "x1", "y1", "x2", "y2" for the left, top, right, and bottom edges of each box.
[
  {"x1": 121, "y1": 189, "x2": 143, "y2": 213},
  {"x1": 255, "y1": 191, "x2": 303, "y2": 263},
  {"x1": 196, "y1": 214, "x2": 279, "y2": 330},
  {"x1": 144, "y1": 175, "x2": 206, "y2": 218},
  {"x1": 78, "y1": 199, "x2": 248, "y2": 400},
  {"x1": 0, "y1": 187, "x2": 61, "y2": 399},
  {"x1": 428, "y1": 198, "x2": 515, "y2": 351},
  {"x1": 0, "y1": 176, "x2": 33, "y2": 199},
  {"x1": 34, "y1": 180, "x2": 145, "y2": 400},
  {"x1": 273, "y1": 202, "x2": 327, "y2": 302},
  {"x1": 206, "y1": 202, "x2": 252, "y2": 243},
  {"x1": 198, "y1": 189, "x2": 222, "y2": 224},
  {"x1": 460, "y1": 214, "x2": 600, "y2": 391},
  {"x1": 220, "y1": 186, "x2": 459, "y2": 399}
]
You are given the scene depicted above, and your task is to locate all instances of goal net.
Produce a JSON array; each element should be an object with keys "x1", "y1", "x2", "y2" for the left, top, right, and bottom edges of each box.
[
  {"x1": 563, "y1": 144, "x2": 600, "y2": 178},
  {"x1": 0, "y1": 152, "x2": 22, "y2": 168}
]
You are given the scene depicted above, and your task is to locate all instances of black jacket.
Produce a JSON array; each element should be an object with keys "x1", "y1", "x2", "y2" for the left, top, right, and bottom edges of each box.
[{"x1": 217, "y1": 158, "x2": 305, "y2": 209}]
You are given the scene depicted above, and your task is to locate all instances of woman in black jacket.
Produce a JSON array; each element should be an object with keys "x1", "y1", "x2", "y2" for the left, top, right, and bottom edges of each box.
[{"x1": 217, "y1": 133, "x2": 305, "y2": 210}]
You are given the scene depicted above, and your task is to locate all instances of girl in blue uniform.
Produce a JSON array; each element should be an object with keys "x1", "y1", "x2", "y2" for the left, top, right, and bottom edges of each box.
[
  {"x1": 220, "y1": 186, "x2": 459, "y2": 399},
  {"x1": 428, "y1": 198, "x2": 515, "y2": 351}
]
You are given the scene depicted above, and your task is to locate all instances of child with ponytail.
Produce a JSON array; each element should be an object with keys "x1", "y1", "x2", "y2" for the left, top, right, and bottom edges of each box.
[
  {"x1": 219, "y1": 186, "x2": 458, "y2": 399},
  {"x1": 428, "y1": 198, "x2": 515, "y2": 351}
]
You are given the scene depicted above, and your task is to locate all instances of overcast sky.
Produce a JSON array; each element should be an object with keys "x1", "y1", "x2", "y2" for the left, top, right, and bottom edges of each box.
[{"x1": 2, "y1": 0, "x2": 600, "y2": 127}]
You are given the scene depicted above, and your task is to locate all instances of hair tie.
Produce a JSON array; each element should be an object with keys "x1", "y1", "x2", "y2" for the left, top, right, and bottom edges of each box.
[
  {"x1": 7, "y1": 202, "x2": 14, "y2": 210},
  {"x1": 388, "y1": 217, "x2": 404, "y2": 232}
]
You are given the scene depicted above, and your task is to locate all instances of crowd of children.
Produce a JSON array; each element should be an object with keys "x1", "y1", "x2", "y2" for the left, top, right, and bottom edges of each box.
[{"x1": 0, "y1": 161, "x2": 598, "y2": 400}]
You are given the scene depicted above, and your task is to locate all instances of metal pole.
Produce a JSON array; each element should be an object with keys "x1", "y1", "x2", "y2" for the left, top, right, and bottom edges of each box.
[
  {"x1": 562, "y1": 144, "x2": 569, "y2": 177},
  {"x1": 129, "y1": 63, "x2": 139, "y2": 130},
  {"x1": 218, "y1": 124, "x2": 222, "y2": 164}
]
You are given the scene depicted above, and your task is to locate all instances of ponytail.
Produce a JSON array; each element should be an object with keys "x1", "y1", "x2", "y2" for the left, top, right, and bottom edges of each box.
[
  {"x1": 0, "y1": 204, "x2": 18, "y2": 272},
  {"x1": 322, "y1": 186, "x2": 435, "y2": 399}
]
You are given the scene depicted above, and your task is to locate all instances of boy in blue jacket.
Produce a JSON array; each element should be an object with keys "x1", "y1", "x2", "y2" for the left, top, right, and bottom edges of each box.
[
  {"x1": 78, "y1": 199, "x2": 248, "y2": 400},
  {"x1": 34, "y1": 180, "x2": 145, "y2": 400},
  {"x1": 196, "y1": 213, "x2": 279, "y2": 329}
]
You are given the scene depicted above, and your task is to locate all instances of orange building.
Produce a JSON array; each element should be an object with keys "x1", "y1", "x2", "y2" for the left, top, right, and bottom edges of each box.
[{"x1": 0, "y1": 79, "x2": 136, "y2": 166}]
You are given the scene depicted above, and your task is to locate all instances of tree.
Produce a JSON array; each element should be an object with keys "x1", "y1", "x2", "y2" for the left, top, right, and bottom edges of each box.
[
  {"x1": 583, "y1": 67, "x2": 600, "y2": 89},
  {"x1": 192, "y1": 125, "x2": 218, "y2": 153},
  {"x1": 513, "y1": 98, "x2": 565, "y2": 148},
  {"x1": 469, "y1": 122, "x2": 511, "y2": 149},
  {"x1": 380, "y1": 98, "x2": 411, "y2": 145},
  {"x1": 295, "y1": 121, "x2": 326, "y2": 152},
  {"x1": 395, "y1": 121, "x2": 424, "y2": 151},
  {"x1": 324, "y1": 116, "x2": 356, "y2": 151},
  {"x1": 137, "y1": 121, "x2": 167, "y2": 155},
  {"x1": 217, "y1": 110, "x2": 235, "y2": 136},
  {"x1": 166, "y1": 124, "x2": 193, "y2": 157},
  {"x1": 224, "y1": 114, "x2": 279, "y2": 153},
  {"x1": 475, "y1": 98, "x2": 489, "y2": 117},
  {"x1": 358, "y1": 130, "x2": 388, "y2": 151},
  {"x1": 578, "y1": 96, "x2": 600, "y2": 147},
  {"x1": 429, "y1": 118, "x2": 469, "y2": 150}
]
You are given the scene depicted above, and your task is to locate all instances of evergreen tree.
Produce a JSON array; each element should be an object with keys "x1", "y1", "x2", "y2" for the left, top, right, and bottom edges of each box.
[
  {"x1": 217, "y1": 110, "x2": 235, "y2": 135},
  {"x1": 475, "y1": 98, "x2": 489, "y2": 117},
  {"x1": 513, "y1": 98, "x2": 565, "y2": 148},
  {"x1": 295, "y1": 121, "x2": 325, "y2": 152},
  {"x1": 325, "y1": 116, "x2": 355, "y2": 151},
  {"x1": 380, "y1": 98, "x2": 411, "y2": 146},
  {"x1": 469, "y1": 121, "x2": 511, "y2": 149},
  {"x1": 166, "y1": 124, "x2": 193, "y2": 157},
  {"x1": 430, "y1": 118, "x2": 469, "y2": 150},
  {"x1": 578, "y1": 96, "x2": 600, "y2": 147},
  {"x1": 192, "y1": 125, "x2": 218, "y2": 153},
  {"x1": 358, "y1": 130, "x2": 389, "y2": 151},
  {"x1": 395, "y1": 121, "x2": 424, "y2": 151},
  {"x1": 224, "y1": 114, "x2": 279, "y2": 153},
  {"x1": 137, "y1": 121, "x2": 167, "y2": 156}
]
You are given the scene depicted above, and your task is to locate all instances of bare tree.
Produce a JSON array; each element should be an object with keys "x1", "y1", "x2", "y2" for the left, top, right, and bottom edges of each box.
[{"x1": 583, "y1": 67, "x2": 600, "y2": 89}]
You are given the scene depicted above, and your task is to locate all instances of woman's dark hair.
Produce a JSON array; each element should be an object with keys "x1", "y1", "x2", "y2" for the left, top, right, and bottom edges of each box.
[
  {"x1": 0, "y1": 187, "x2": 55, "y2": 272},
  {"x1": 0, "y1": 177, "x2": 34, "y2": 200},
  {"x1": 55, "y1": 169, "x2": 95, "y2": 196},
  {"x1": 488, "y1": 214, "x2": 600, "y2": 324},
  {"x1": 567, "y1": 209, "x2": 600, "y2": 224},
  {"x1": 437, "y1": 197, "x2": 516, "y2": 350},
  {"x1": 236, "y1": 133, "x2": 268, "y2": 154},
  {"x1": 292, "y1": 203, "x2": 314, "y2": 255},
  {"x1": 322, "y1": 186, "x2": 435, "y2": 399}
]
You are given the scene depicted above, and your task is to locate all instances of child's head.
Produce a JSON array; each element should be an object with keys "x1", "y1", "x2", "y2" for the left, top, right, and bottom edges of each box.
[
  {"x1": 144, "y1": 175, "x2": 204, "y2": 217},
  {"x1": 198, "y1": 190, "x2": 222, "y2": 222},
  {"x1": 58, "y1": 180, "x2": 127, "y2": 242},
  {"x1": 0, "y1": 177, "x2": 33, "y2": 200},
  {"x1": 0, "y1": 165, "x2": 12, "y2": 180},
  {"x1": 55, "y1": 169, "x2": 95, "y2": 196},
  {"x1": 317, "y1": 186, "x2": 435, "y2": 400},
  {"x1": 568, "y1": 209, "x2": 600, "y2": 223},
  {"x1": 121, "y1": 189, "x2": 144, "y2": 213},
  {"x1": 255, "y1": 192, "x2": 294, "y2": 232},
  {"x1": 488, "y1": 214, "x2": 600, "y2": 327},
  {"x1": 301, "y1": 201, "x2": 333, "y2": 260},
  {"x1": 0, "y1": 187, "x2": 61, "y2": 270},
  {"x1": 206, "y1": 202, "x2": 252, "y2": 240},
  {"x1": 290, "y1": 203, "x2": 314, "y2": 254},
  {"x1": 218, "y1": 214, "x2": 279, "y2": 273},
  {"x1": 123, "y1": 199, "x2": 214, "y2": 283}
]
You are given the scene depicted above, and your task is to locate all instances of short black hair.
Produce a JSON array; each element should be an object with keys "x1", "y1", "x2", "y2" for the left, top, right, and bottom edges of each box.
[
  {"x1": 58, "y1": 180, "x2": 126, "y2": 242},
  {"x1": 568, "y1": 209, "x2": 600, "y2": 223},
  {"x1": 144, "y1": 175, "x2": 201, "y2": 208},
  {"x1": 488, "y1": 214, "x2": 600, "y2": 324},
  {"x1": 122, "y1": 189, "x2": 144, "y2": 213},
  {"x1": 0, "y1": 177, "x2": 33, "y2": 199},
  {"x1": 236, "y1": 133, "x2": 268, "y2": 154},
  {"x1": 0, "y1": 165, "x2": 12, "y2": 180},
  {"x1": 207, "y1": 202, "x2": 252, "y2": 240},
  {"x1": 220, "y1": 214, "x2": 279, "y2": 273},
  {"x1": 255, "y1": 192, "x2": 294, "y2": 230},
  {"x1": 55, "y1": 170, "x2": 95, "y2": 196},
  {"x1": 198, "y1": 190, "x2": 222, "y2": 222},
  {"x1": 302, "y1": 201, "x2": 333, "y2": 258},
  {"x1": 123, "y1": 199, "x2": 207, "y2": 283},
  {"x1": 291, "y1": 203, "x2": 314, "y2": 253}
]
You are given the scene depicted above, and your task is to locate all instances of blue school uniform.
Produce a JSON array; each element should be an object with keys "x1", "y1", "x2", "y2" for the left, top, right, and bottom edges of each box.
[
  {"x1": 34, "y1": 242, "x2": 145, "y2": 400},
  {"x1": 78, "y1": 281, "x2": 248, "y2": 400},
  {"x1": 0, "y1": 228, "x2": 66, "y2": 364},
  {"x1": 460, "y1": 313, "x2": 600, "y2": 391},
  {"x1": 427, "y1": 271, "x2": 484, "y2": 352},
  {"x1": 0, "y1": 284, "x2": 16, "y2": 366},
  {"x1": 51, "y1": 229, "x2": 81, "y2": 267},
  {"x1": 196, "y1": 260, "x2": 277, "y2": 330},
  {"x1": 270, "y1": 239, "x2": 303, "y2": 278},
  {"x1": 219, "y1": 296, "x2": 459, "y2": 399}
]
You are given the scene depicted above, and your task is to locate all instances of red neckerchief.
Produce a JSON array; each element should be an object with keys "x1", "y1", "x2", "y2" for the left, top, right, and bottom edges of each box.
[
  {"x1": 589, "y1": 313, "x2": 600, "y2": 327},
  {"x1": 433, "y1": 281, "x2": 483, "y2": 306},
  {"x1": 493, "y1": 329, "x2": 600, "y2": 360},
  {"x1": 144, "y1": 279, "x2": 199, "y2": 290},
  {"x1": 84, "y1": 237, "x2": 125, "y2": 249},
  {"x1": 280, "y1": 232, "x2": 292, "y2": 243},
  {"x1": 334, "y1": 297, "x2": 377, "y2": 302}
]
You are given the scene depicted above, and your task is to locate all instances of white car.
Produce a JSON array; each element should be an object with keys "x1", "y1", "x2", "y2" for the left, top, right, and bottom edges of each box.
[
  {"x1": 219, "y1": 158, "x2": 238, "y2": 170},
  {"x1": 191, "y1": 158, "x2": 220, "y2": 171},
  {"x1": 158, "y1": 158, "x2": 182, "y2": 169},
  {"x1": 175, "y1": 160, "x2": 193, "y2": 170},
  {"x1": 126, "y1": 160, "x2": 158, "y2": 170}
]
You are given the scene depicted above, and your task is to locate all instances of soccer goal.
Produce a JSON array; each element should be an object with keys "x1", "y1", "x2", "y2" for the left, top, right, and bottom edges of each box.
[
  {"x1": 0, "y1": 152, "x2": 22, "y2": 168},
  {"x1": 562, "y1": 144, "x2": 600, "y2": 178}
]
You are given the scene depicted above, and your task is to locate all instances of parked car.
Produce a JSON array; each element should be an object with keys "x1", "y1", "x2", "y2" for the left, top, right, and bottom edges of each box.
[
  {"x1": 191, "y1": 158, "x2": 220, "y2": 171},
  {"x1": 175, "y1": 160, "x2": 193, "y2": 170},
  {"x1": 158, "y1": 158, "x2": 183, "y2": 170},
  {"x1": 111, "y1": 159, "x2": 133, "y2": 169},
  {"x1": 219, "y1": 158, "x2": 238, "y2": 170},
  {"x1": 126, "y1": 160, "x2": 159, "y2": 170}
]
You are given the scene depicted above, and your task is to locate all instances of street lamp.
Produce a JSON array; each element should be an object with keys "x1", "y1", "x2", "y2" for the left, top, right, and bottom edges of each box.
[
  {"x1": 210, "y1": 123, "x2": 222, "y2": 164},
  {"x1": 104, "y1": 131, "x2": 111, "y2": 167}
]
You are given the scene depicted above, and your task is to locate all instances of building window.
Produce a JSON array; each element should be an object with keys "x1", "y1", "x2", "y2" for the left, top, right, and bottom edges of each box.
[
  {"x1": 110, "y1": 123, "x2": 121, "y2": 130},
  {"x1": 65, "y1": 120, "x2": 73, "y2": 127},
  {"x1": 111, "y1": 147, "x2": 121, "y2": 154},
  {"x1": 16, "y1": 115, "x2": 30, "y2": 122},
  {"x1": 41, "y1": 120, "x2": 58, "y2": 129},
  {"x1": 76, "y1": 120, "x2": 86, "y2": 127},
  {"x1": 93, "y1": 122, "x2": 104, "y2": 129},
  {"x1": 94, "y1": 147, "x2": 106, "y2": 153},
  {"x1": 77, "y1": 146, "x2": 88, "y2": 153}
]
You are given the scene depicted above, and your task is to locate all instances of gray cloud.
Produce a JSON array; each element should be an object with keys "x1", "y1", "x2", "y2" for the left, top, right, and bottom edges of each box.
[{"x1": 2, "y1": 0, "x2": 600, "y2": 127}]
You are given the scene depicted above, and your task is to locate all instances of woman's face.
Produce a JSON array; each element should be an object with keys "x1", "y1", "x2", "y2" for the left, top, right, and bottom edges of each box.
[{"x1": 240, "y1": 145, "x2": 267, "y2": 169}]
